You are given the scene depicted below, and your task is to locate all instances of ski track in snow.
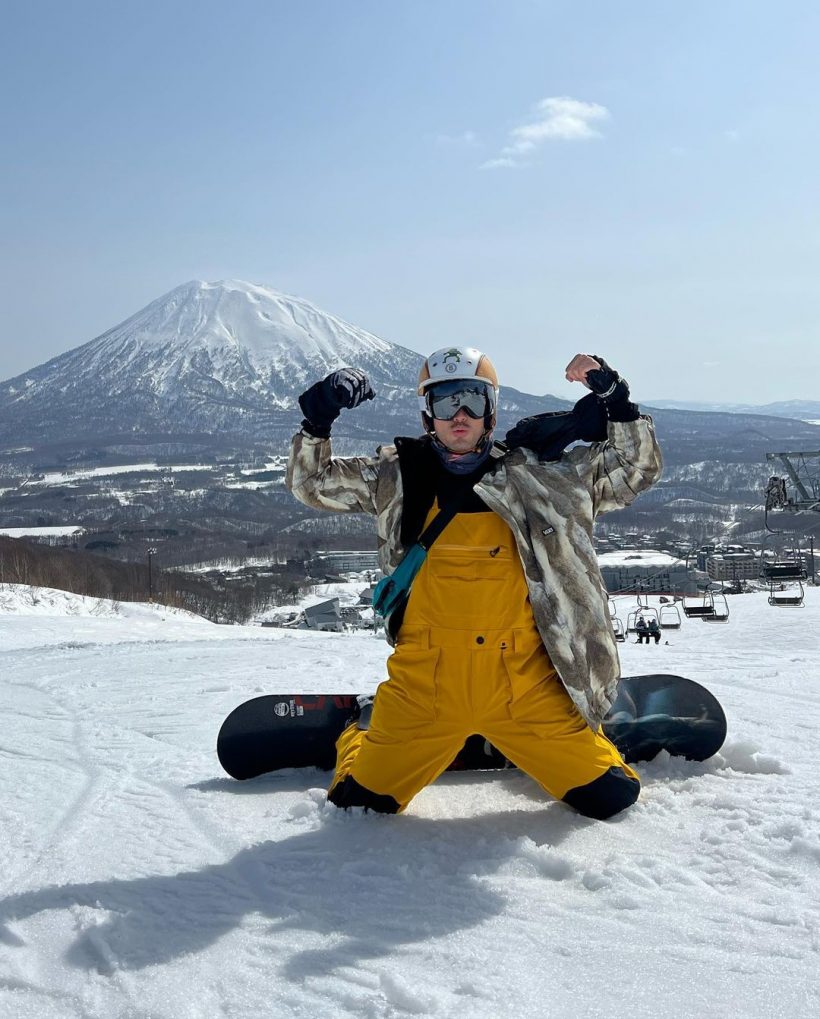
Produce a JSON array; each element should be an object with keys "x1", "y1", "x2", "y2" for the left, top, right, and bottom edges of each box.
[{"x1": 0, "y1": 586, "x2": 818, "y2": 1018}]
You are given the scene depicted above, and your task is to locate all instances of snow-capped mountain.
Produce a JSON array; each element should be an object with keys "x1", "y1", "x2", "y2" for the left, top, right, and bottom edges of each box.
[
  {"x1": 74, "y1": 279, "x2": 416, "y2": 401},
  {"x1": 0, "y1": 280, "x2": 556, "y2": 449},
  {"x1": 0, "y1": 281, "x2": 424, "y2": 445},
  {"x1": 2, "y1": 279, "x2": 819, "y2": 470},
  {"x1": 3, "y1": 281, "x2": 820, "y2": 553}
]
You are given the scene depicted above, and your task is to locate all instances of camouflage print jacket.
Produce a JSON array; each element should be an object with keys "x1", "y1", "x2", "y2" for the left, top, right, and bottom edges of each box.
[{"x1": 287, "y1": 418, "x2": 663, "y2": 729}]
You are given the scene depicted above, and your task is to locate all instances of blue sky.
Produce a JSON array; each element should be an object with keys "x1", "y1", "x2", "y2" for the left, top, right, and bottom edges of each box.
[{"x1": 2, "y1": 0, "x2": 819, "y2": 403}]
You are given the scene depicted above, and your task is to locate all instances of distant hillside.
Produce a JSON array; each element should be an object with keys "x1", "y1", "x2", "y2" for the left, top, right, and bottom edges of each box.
[
  {"x1": 2, "y1": 279, "x2": 820, "y2": 560},
  {"x1": 647, "y1": 398, "x2": 820, "y2": 421}
]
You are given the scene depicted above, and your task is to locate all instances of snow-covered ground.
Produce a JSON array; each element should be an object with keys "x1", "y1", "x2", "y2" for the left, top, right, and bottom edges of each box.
[
  {"x1": 0, "y1": 527, "x2": 85, "y2": 539},
  {"x1": 1, "y1": 583, "x2": 818, "y2": 1018},
  {"x1": 27, "y1": 464, "x2": 218, "y2": 486}
]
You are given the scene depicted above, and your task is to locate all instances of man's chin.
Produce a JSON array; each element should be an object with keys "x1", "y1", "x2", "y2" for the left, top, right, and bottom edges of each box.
[{"x1": 446, "y1": 431, "x2": 474, "y2": 448}]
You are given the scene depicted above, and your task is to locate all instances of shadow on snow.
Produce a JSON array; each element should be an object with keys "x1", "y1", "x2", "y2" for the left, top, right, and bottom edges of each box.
[{"x1": 0, "y1": 804, "x2": 593, "y2": 978}]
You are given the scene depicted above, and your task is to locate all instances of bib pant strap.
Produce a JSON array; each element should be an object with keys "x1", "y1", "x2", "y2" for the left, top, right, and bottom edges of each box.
[{"x1": 327, "y1": 506, "x2": 639, "y2": 819}]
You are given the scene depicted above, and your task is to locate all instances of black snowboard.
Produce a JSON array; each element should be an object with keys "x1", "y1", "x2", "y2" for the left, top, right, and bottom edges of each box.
[{"x1": 217, "y1": 673, "x2": 727, "y2": 780}]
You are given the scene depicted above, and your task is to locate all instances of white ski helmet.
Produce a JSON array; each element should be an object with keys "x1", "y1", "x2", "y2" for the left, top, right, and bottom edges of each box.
[{"x1": 417, "y1": 346, "x2": 500, "y2": 432}]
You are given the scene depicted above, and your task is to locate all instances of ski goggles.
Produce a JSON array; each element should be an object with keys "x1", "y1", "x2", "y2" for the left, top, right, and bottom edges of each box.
[{"x1": 422, "y1": 379, "x2": 496, "y2": 420}]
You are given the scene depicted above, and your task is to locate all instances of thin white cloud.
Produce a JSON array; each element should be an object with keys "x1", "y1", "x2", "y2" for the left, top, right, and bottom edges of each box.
[
  {"x1": 436, "y1": 130, "x2": 479, "y2": 146},
  {"x1": 479, "y1": 156, "x2": 520, "y2": 170},
  {"x1": 483, "y1": 96, "x2": 610, "y2": 168}
]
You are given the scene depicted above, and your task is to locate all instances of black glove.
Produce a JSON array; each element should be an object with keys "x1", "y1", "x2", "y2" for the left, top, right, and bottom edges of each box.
[
  {"x1": 504, "y1": 393, "x2": 608, "y2": 460},
  {"x1": 587, "y1": 355, "x2": 639, "y2": 422},
  {"x1": 573, "y1": 391, "x2": 610, "y2": 441},
  {"x1": 298, "y1": 368, "x2": 375, "y2": 438}
]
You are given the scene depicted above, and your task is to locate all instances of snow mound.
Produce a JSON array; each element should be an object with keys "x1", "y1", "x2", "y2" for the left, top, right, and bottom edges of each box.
[{"x1": 0, "y1": 583, "x2": 207, "y2": 621}]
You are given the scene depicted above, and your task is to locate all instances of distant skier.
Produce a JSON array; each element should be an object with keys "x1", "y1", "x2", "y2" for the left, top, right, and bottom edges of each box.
[
  {"x1": 287, "y1": 348, "x2": 662, "y2": 819},
  {"x1": 635, "y1": 617, "x2": 650, "y2": 644}
]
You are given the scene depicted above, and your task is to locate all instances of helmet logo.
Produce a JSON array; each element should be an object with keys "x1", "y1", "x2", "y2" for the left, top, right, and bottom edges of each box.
[{"x1": 440, "y1": 348, "x2": 463, "y2": 374}]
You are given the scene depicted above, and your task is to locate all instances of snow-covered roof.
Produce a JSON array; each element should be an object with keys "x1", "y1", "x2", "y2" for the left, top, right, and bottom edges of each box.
[{"x1": 597, "y1": 549, "x2": 681, "y2": 568}]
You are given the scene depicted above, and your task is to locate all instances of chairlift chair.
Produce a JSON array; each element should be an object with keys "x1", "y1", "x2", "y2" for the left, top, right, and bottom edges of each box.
[
  {"x1": 611, "y1": 617, "x2": 626, "y2": 642},
  {"x1": 768, "y1": 579, "x2": 805, "y2": 607},
  {"x1": 682, "y1": 593, "x2": 715, "y2": 619},
  {"x1": 642, "y1": 605, "x2": 660, "y2": 625},
  {"x1": 701, "y1": 590, "x2": 729, "y2": 623},
  {"x1": 659, "y1": 603, "x2": 682, "y2": 629},
  {"x1": 626, "y1": 605, "x2": 659, "y2": 632},
  {"x1": 762, "y1": 560, "x2": 807, "y2": 582}
]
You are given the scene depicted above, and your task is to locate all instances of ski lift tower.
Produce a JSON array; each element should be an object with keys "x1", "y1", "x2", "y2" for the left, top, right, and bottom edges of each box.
[{"x1": 764, "y1": 449, "x2": 820, "y2": 583}]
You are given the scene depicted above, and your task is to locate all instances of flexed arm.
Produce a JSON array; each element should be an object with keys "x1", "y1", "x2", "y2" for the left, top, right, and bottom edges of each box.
[
  {"x1": 288, "y1": 368, "x2": 381, "y2": 514},
  {"x1": 564, "y1": 353, "x2": 662, "y2": 515},
  {"x1": 564, "y1": 353, "x2": 640, "y2": 422},
  {"x1": 299, "y1": 368, "x2": 375, "y2": 438},
  {"x1": 503, "y1": 354, "x2": 636, "y2": 460}
]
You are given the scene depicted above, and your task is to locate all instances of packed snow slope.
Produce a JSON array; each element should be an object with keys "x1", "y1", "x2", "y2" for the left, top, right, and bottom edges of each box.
[{"x1": 1, "y1": 584, "x2": 818, "y2": 1019}]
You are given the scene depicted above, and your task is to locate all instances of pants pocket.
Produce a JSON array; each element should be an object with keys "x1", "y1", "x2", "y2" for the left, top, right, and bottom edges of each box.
[
  {"x1": 376, "y1": 646, "x2": 441, "y2": 728},
  {"x1": 502, "y1": 645, "x2": 581, "y2": 724}
]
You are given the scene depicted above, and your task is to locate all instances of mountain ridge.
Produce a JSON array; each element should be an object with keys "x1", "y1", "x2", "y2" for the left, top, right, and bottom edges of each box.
[
  {"x1": 647, "y1": 397, "x2": 820, "y2": 420},
  {"x1": 1, "y1": 280, "x2": 818, "y2": 460},
  {"x1": 2, "y1": 280, "x2": 820, "y2": 559},
  {"x1": 0, "y1": 280, "x2": 566, "y2": 449}
]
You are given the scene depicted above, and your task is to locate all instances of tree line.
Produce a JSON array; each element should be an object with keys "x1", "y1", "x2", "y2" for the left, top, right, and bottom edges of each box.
[{"x1": 0, "y1": 536, "x2": 306, "y2": 624}]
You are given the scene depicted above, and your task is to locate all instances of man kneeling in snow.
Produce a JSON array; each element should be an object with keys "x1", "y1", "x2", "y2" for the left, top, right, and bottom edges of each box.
[{"x1": 287, "y1": 347, "x2": 662, "y2": 819}]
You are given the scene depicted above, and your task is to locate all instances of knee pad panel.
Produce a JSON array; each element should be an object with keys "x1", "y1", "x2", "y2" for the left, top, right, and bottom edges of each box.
[
  {"x1": 327, "y1": 775, "x2": 400, "y2": 814},
  {"x1": 562, "y1": 766, "x2": 640, "y2": 820}
]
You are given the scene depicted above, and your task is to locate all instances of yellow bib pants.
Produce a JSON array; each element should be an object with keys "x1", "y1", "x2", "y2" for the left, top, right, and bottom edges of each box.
[{"x1": 330, "y1": 508, "x2": 638, "y2": 815}]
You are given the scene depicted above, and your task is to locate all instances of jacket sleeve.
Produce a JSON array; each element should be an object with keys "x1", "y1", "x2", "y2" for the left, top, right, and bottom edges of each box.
[
  {"x1": 565, "y1": 415, "x2": 663, "y2": 517},
  {"x1": 286, "y1": 429, "x2": 381, "y2": 514}
]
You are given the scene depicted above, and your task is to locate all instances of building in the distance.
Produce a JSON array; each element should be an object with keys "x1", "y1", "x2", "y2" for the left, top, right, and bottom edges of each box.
[
  {"x1": 696, "y1": 545, "x2": 717, "y2": 571},
  {"x1": 706, "y1": 550, "x2": 758, "y2": 582},
  {"x1": 309, "y1": 550, "x2": 380, "y2": 575},
  {"x1": 301, "y1": 598, "x2": 344, "y2": 632},
  {"x1": 597, "y1": 549, "x2": 690, "y2": 594}
]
